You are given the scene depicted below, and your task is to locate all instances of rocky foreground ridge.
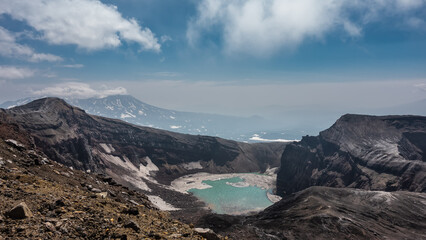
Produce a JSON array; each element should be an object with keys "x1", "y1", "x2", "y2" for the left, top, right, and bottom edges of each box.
[
  {"x1": 277, "y1": 114, "x2": 426, "y2": 196},
  {"x1": 0, "y1": 114, "x2": 219, "y2": 239}
]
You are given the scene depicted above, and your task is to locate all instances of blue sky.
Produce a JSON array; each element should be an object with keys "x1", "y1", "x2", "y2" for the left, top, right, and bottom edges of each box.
[{"x1": 0, "y1": 0, "x2": 426, "y2": 117}]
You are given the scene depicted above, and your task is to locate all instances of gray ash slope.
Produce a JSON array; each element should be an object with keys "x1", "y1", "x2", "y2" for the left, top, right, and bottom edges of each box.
[
  {"x1": 277, "y1": 114, "x2": 426, "y2": 196},
  {"x1": 1, "y1": 97, "x2": 286, "y2": 188}
]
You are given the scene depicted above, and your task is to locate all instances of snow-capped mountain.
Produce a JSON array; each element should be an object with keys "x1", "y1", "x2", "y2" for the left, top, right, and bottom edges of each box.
[
  {"x1": 0, "y1": 97, "x2": 39, "y2": 109},
  {"x1": 1, "y1": 95, "x2": 283, "y2": 141}
]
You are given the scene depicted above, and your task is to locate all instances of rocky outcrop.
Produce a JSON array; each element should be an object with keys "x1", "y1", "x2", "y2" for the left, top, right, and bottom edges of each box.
[
  {"x1": 2, "y1": 98, "x2": 286, "y2": 189},
  {"x1": 277, "y1": 114, "x2": 426, "y2": 196},
  {"x1": 6, "y1": 202, "x2": 33, "y2": 219}
]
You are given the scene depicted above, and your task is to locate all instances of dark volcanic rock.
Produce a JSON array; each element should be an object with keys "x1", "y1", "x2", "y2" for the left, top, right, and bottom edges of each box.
[
  {"x1": 277, "y1": 114, "x2": 426, "y2": 196},
  {"x1": 194, "y1": 228, "x2": 221, "y2": 240},
  {"x1": 6, "y1": 202, "x2": 33, "y2": 219},
  {"x1": 124, "y1": 220, "x2": 140, "y2": 232}
]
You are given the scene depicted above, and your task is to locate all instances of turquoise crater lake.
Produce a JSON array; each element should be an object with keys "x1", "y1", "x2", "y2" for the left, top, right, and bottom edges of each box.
[{"x1": 188, "y1": 177, "x2": 274, "y2": 215}]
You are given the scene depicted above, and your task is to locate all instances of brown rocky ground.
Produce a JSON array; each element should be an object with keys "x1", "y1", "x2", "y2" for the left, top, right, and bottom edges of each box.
[{"x1": 0, "y1": 127, "x2": 222, "y2": 239}]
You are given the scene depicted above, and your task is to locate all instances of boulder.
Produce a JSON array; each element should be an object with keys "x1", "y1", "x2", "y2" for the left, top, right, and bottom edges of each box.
[
  {"x1": 124, "y1": 220, "x2": 140, "y2": 232},
  {"x1": 194, "y1": 228, "x2": 221, "y2": 240},
  {"x1": 91, "y1": 188, "x2": 102, "y2": 193},
  {"x1": 6, "y1": 202, "x2": 33, "y2": 219},
  {"x1": 96, "y1": 192, "x2": 108, "y2": 199}
]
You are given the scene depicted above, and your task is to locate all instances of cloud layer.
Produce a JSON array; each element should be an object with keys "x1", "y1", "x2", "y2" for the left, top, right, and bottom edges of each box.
[
  {"x1": 0, "y1": 66, "x2": 34, "y2": 80},
  {"x1": 0, "y1": 0, "x2": 160, "y2": 51},
  {"x1": 188, "y1": 0, "x2": 426, "y2": 56},
  {"x1": 0, "y1": 27, "x2": 62, "y2": 62},
  {"x1": 32, "y1": 82, "x2": 127, "y2": 99}
]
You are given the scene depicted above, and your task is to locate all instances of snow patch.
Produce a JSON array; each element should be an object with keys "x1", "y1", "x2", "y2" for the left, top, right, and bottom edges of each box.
[
  {"x1": 120, "y1": 112, "x2": 136, "y2": 119},
  {"x1": 99, "y1": 143, "x2": 115, "y2": 154},
  {"x1": 170, "y1": 125, "x2": 182, "y2": 129},
  {"x1": 226, "y1": 181, "x2": 250, "y2": 188},
  {"x1": 370, "y1": 191, "x2": 397, "y2": 204},
  {"x1": 169, "y1": 116, "x2": 176, "y2": 119},
  {"x1": 139, "y1": 157, "x2": 159, "y2": 176},
  {"x1": 267, "y1": 192, "x2": 282, "y2": 203},
  {"x1": 95, "y1": 151, "x2": 161, "y2": 192},
  {"x1": 5, "y1": 139, "x2": 25, "y2": 148},
  {"x1": 181, "y1": 161, "x2": 203, "y2": 170},
  {"x1": 171, "y1": 172, "x2": 277, "y2": 194},
  {"x1": 147, "y1": 195, "x2": 180, "y2": 211},
  {"x1": 249, "y1": 134, "x2": 299, "y2": 143}
]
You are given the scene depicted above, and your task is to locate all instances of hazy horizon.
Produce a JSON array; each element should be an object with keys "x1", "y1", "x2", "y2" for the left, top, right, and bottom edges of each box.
[{"x1": 1, "y1": 0, "x2": 425, "y2": 122}]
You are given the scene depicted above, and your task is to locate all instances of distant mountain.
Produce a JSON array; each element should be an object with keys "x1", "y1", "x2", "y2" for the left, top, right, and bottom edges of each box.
[
  {"x1": 1, "y1": 95, "x2": 301, "y2": 141},
  {"x1": 68, "y1": 95, "x2": 265, "y2": 139},
  {"x1": 0, "y1": 97, "x2": 39, "y2": 109}
]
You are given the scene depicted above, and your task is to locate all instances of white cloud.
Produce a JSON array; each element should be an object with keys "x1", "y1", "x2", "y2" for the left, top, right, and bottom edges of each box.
[
  {"x1": 0, "y1": 66, "x2": 34, "y2": 79},
  {"x1": 0, "y1": 27, "x2": 62, "y2": 62},
  {"x1": 0, "y1": 0, "x2": 160, "y2": 52},
  {"x1": 414, "y1": 83, "x2": 426, "y2": 91},
  {"x1": 32, "y1": 82, "x2": 127, "y2": 99},
  {"x1": 395, "y1": 0, "x2": 425, "y2": 10},
  {"x1": 61, "y1": 64, "x2": 84, "y2": 68},
  {"x1": 160, "y1": 35, "x2": 172, "y2": 43},
  {"x1": 188, "y1": 0, "x2": 426, "y2": 56}
]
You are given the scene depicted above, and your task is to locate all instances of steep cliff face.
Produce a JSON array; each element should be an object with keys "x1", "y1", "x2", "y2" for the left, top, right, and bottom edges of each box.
[
  {"x1": 277, "y1": 114, "x2": 426, "y2": 196},
  {"x1": 3, "y1": 98, "x2": 286, "y2": 190}
]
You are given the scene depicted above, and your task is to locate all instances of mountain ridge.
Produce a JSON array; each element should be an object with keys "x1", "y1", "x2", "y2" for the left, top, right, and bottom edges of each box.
[
  {"x1": 276, "y1": 113, "x2": 426, "y2": 196},
  {"x1": 1, "y1": 95, "x2": 284, "y2": 142}
]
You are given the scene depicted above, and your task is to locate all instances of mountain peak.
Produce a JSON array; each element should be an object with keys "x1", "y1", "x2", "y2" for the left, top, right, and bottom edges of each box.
[{"x1": 10, "y1": 97, "x2": 85, "y2": 116}]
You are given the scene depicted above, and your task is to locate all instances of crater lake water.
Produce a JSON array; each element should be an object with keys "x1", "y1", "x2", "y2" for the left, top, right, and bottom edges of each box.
[{"x1": 188, "y1": 177, "x2": 274, "y2": 215}]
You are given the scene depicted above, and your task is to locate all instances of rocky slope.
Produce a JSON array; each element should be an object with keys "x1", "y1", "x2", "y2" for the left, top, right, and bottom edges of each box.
[
  {"x1": 277, "y1": 114, "x2": 426, "y2": 196},
  {"x1": 0, "y1": 116, "x2": 219, "y2": 239},
  {"x1": 203, "y1": 186, "x2": 426, "y2": 240}
]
